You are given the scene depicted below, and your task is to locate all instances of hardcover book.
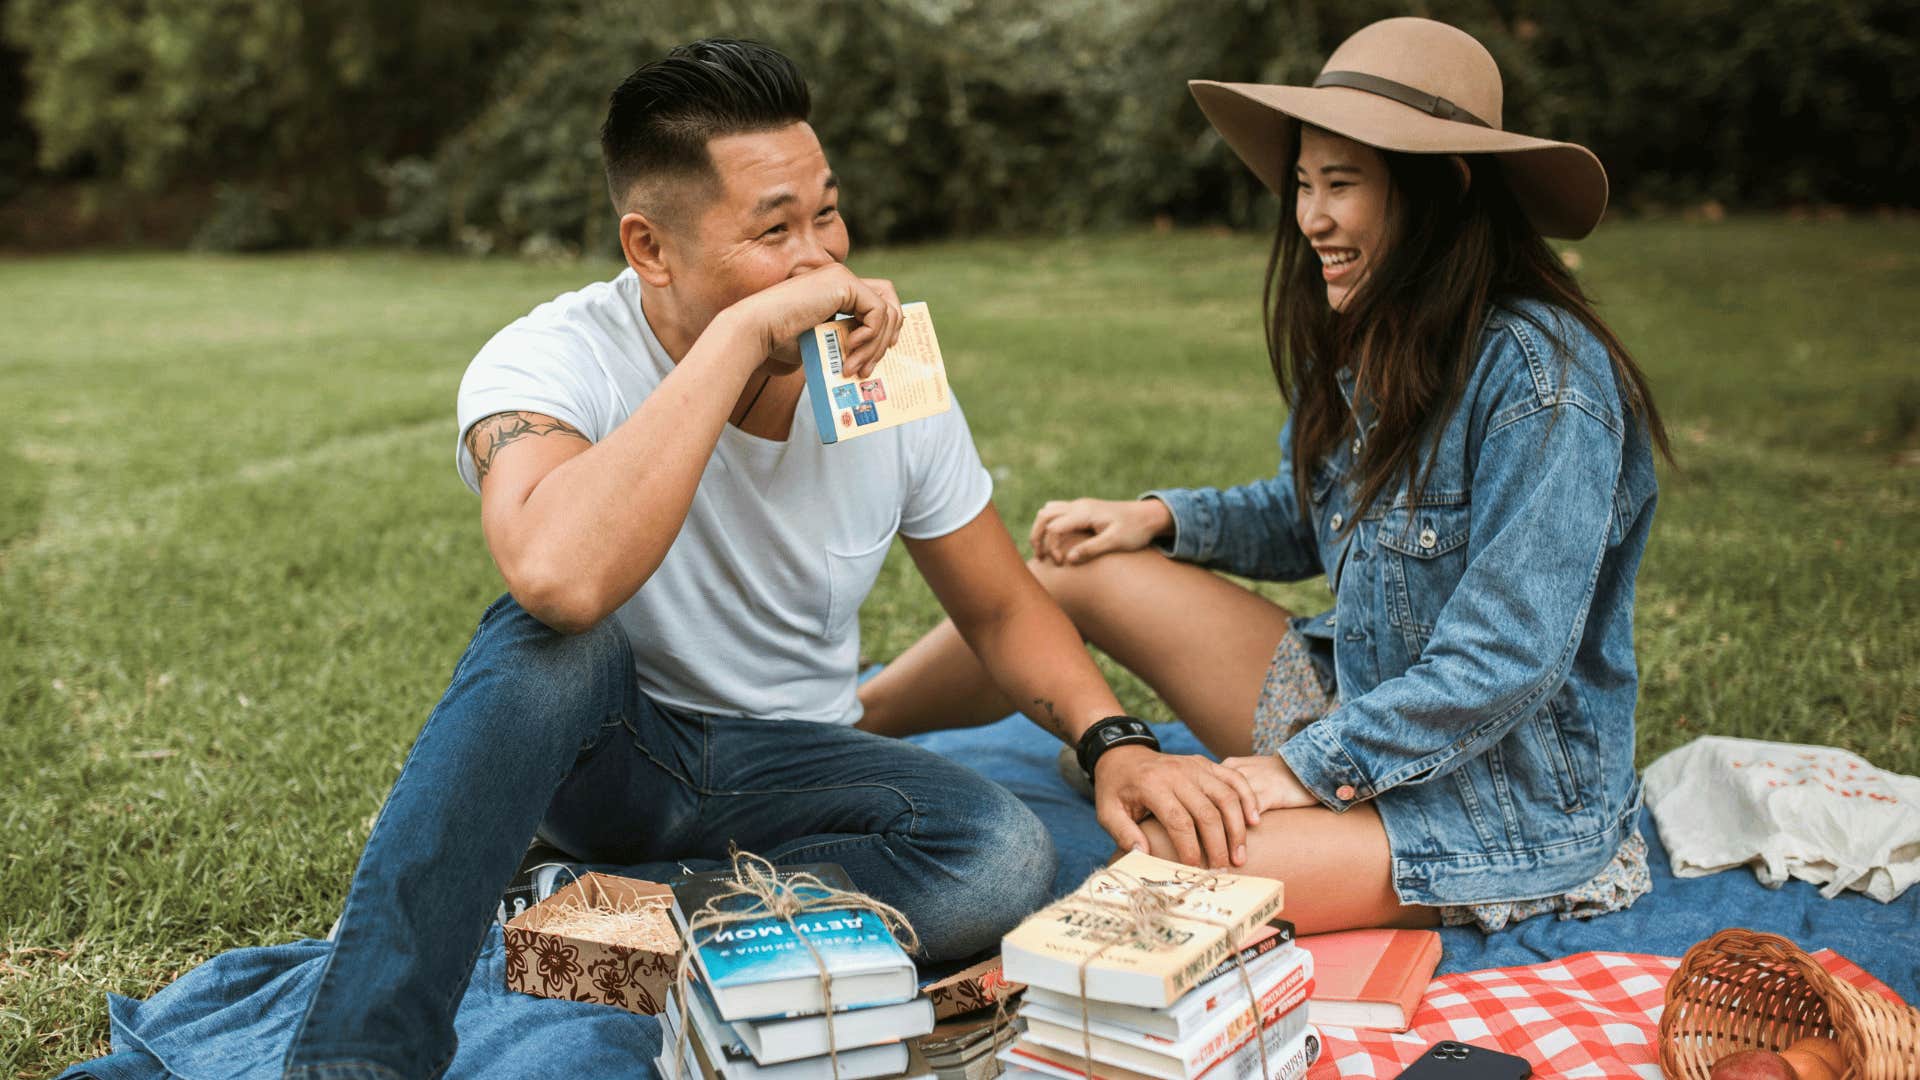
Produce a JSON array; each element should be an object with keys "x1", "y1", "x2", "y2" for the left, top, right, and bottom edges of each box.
[
  {"x1": 732, "y1": 995, "x2": 935, "y2": 1065},
  {"x1": 800, "y1": 301, "x2": 952, "y2": 444},
  {"x1": 1000, "y1": 851, "x2": 1284, "y2": 1009},
  {"x1": 1018, "y1": 948, "x2": 1311, "y2": 1080},
  {"x1": 998, "y1": 1021, "x2": 1318, "y2": 1080},
  {"x1": 665, "y1": 983, "x2": 920, "y2": 1080},
  {"x1": 1295, "y1": 926, "x2": 1441, "y2": 1033},
  {"x1": 671, "y1": 863, "x2": 917, "y2": 1021},
  {"x1": 1021, "y1": 943, "x2": 1311, "y2": 1048}
]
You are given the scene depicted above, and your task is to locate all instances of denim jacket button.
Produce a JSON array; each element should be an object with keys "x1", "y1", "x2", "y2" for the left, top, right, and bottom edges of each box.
[
  {"x1": 1335, "y1": 784, "x2": 1356, "y2": 800},
  {"x1": 1330, "y1": 512, "x2": 1344, "y2": 531},
  {"x1": 1418, "y1": 527, "x2": 1437, "y2": 549},
  {"x1": 1351, "y1": 438, "x2": 1361, "y2": 454}
]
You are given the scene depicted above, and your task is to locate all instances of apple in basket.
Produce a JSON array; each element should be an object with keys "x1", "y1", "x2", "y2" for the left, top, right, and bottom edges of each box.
[
  {"x1": 1709, "y1": 1050, "x2": 1794, "y2": 1080},
  {"x1": 1709, "y1": 1037, "x2": 1844, "y2": 1080}
]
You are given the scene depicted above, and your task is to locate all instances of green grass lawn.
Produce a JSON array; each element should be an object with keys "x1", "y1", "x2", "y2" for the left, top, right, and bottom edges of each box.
[{"x1": 2, "y1": 222, "x2": 1917, "y2": 1073}]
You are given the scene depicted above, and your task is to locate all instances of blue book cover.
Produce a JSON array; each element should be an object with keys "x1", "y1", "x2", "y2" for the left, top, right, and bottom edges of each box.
[{"x1": 672, "y1": 864, "x2": 914, "y2": 992}]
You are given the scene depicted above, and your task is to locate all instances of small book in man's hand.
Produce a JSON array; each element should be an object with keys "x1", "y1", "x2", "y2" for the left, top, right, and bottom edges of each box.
[{"x1": 800, "y1": 302, "x2": 953, "y2": 444}]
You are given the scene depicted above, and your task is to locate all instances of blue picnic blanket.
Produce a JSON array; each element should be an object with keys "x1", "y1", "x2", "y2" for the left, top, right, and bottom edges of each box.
[{"x1": 63, "y1": 716, "x2": 1920, "y2": 1079}]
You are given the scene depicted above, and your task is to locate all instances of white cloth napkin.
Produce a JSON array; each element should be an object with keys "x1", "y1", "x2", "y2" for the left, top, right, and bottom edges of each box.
[{"x1": 1643, "y1": 735, "x2": 1920, "y2": 901}]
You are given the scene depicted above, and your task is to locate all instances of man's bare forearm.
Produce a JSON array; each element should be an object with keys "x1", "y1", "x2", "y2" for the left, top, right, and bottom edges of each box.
[
  {"x1": 960, "y1": 593, "x2": 1125, "y2": 745},
  {"x1": 487, "y1": 313, "x2": 761, "y2": 629}
]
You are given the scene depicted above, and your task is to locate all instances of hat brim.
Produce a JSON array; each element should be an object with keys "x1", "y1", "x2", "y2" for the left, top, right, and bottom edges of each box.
[{"x1": 1190, "y1": 80, "x2": 1608, "y2": 240}]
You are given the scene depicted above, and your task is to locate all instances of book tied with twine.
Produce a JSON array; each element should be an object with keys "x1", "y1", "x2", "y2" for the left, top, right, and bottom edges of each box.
[{"x1": 1000, "y1": 851, "x2": 1284, "y2": 1009}]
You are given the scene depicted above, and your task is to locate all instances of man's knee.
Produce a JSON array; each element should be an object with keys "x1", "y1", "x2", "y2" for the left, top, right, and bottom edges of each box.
[
  {"x1": 452, "y1": 596, "x2": 631, "y2": 739},
  {"x1": 922, "y1": 789, "x2": 1056, "y2": 959}
]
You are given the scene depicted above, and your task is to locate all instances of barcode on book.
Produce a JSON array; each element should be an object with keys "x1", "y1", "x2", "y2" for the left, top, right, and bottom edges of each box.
[{"x1": 825, "y1": 328, "x2": 843, "y2": 376}]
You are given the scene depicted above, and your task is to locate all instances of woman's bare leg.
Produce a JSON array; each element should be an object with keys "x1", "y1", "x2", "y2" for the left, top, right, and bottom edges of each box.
[
  {"x1": 1137, "y1": 802, "x2": 1437, "y2": 933},
  {"x1": 859, "y1": 548, "x2": 1294, "y2": 759},
  {"x1": 855, "y1": 616, "x2": 1017, "y2": 737}
]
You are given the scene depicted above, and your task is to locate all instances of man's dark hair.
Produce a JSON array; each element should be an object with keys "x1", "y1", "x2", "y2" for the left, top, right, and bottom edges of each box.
[{"x1": 600, "y1": 39, "x2": 812, "y2": 226}]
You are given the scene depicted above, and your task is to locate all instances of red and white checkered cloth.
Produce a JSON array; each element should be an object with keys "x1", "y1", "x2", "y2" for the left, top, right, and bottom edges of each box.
[{"x1": 1303, "y1": 948, "x2": 1901, "y2": 1078}]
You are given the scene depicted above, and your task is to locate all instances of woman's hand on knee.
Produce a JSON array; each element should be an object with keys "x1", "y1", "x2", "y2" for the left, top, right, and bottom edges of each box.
[
  {"x1": 1029, "y1": 498, "x2": 1173, "y2": 566},
  {"x1": 1221, "y1": 754, "x2": 1320, "y2": 813}
]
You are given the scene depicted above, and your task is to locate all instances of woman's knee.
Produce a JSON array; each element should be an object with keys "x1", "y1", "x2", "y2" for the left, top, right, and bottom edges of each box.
[
  {"x1": 1025, "y1": 549, "x2": 1158, "y2": 625},
  {"x1": 1025, "y1": 554, "x2": 1106, "y2": 625}
]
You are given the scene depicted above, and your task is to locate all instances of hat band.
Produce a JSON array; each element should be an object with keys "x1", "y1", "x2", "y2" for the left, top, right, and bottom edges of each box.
[{"x1": 1312, "y1": 70, "x2": 1493, "y2": 129}]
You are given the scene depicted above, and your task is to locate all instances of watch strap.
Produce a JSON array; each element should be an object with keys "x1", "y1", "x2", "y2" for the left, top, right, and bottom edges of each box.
[{"x1": 1076, "y1": 715, "x2": 1161, "y2": 779}]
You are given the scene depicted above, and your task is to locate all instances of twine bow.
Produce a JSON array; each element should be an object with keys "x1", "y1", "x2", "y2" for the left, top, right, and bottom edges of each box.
[{"x1": 669, "y1": 850, "x2": 920, "y2": 1080}]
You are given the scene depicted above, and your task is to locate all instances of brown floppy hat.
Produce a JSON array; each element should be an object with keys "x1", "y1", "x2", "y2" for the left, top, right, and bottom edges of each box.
[{"x1": 1190, "y1": 17, "x2": 1607, "y2": 239}]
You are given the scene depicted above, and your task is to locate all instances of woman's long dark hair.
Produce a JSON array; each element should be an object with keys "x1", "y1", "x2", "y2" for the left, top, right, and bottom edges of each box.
[{"x1": 1266, "y1": 128, "x2": 1672, "y2": 527}]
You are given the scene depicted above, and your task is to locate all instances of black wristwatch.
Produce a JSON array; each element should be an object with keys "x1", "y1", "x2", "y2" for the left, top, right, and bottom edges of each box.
[{"x1": 1076, "y1": 715, "x2": 1160, "y2": 780}]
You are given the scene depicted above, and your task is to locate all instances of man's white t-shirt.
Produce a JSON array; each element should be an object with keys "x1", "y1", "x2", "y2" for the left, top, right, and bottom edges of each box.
[{"x1": 455, "y1": 269, "x2": 992, "y2": 725}]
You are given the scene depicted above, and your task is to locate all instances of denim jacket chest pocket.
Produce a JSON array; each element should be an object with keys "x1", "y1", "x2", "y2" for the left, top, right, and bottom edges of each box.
[{"x1": 1374, "y1": 498, "x2": 1472, "y2": 658}]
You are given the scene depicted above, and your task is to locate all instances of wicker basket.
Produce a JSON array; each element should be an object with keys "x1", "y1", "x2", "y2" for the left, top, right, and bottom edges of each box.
[{"x1": 1659, "y1": 928, "x2": 1920, "y2": 1080}]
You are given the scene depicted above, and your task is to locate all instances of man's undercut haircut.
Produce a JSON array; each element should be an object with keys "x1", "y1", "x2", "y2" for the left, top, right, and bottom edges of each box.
[{"x1": 600, "y1": 39, "x2": 812, "y2": 225}]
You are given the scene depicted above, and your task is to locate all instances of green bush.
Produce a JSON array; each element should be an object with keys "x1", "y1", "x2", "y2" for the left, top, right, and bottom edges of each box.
[
  {"x1": 3, "y1": 0, "x2": 533, "y2": 247},
  {"x1": 5, "y1": 0, "x2": 1915, "y2": 249}
]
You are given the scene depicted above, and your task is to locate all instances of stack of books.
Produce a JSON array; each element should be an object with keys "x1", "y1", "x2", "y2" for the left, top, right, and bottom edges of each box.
[
  {"x1": 918, "y1": 957, "x2": 1024, "y2": 1080},
  {"x1": 995, "y1": 852, "x2": 1319, "y2": 1080},
  {"x1": 919, "y1": 1011, "x2": 1018, "y2": 1080},
  {"x1": 657, "y1": 863, "x2": 937, "y2": 1080}
]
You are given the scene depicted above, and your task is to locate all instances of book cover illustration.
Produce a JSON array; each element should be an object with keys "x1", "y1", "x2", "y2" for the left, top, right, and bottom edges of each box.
[
  {"x1": 1001, "y1": 850, "x2": 1283, "y2": 1006},
  {"x1": 922, "y1": 954, "x2": 1023, "y2": 1019},
  {"x1": 672, "y1": 863, "x2": 912, "y2": 991},
  {"x1": 801, "y1": 301, "x2": 952, "y2": 444}
]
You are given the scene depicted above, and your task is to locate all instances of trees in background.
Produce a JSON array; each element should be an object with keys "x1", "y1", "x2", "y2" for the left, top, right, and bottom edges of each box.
[
  {"x1": 2, "y1": 0, "x2": 529, "y2": 247},
  {"x1": 4, "y1": 0, "x2": 1915, "y2": 251}
]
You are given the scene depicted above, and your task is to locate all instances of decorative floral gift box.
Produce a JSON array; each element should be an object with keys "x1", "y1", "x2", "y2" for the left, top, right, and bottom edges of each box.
[{"x1": 502, "y1": 872, "x2": 679, "y2": 1015}]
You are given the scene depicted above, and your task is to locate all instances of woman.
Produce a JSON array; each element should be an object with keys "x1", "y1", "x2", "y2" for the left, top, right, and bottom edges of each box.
[{"x1": 859, "y1": 17, "x2": 1672, "y2": 934}]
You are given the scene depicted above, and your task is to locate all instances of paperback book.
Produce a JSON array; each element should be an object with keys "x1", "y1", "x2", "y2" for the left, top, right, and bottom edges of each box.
[
  {"x1": 1021, "y1": 925, "x2": 1300, "y2": 1041},
  {"x1": 671, "y1": 863, "x2": 918, "y2": 1020},
  {"x1": 1000, "y1": 851, "x2": 1284, "y2": 1008},
  {"x1": 800, "y1": 301, "x2": 952, "y2": 444},
  {"x1": 1296, "y1": 926, "x2": 1441, "y2": 1033},
  {"x1": 919, "y1": 1013, "x2": 1017, "y2": 1080}
]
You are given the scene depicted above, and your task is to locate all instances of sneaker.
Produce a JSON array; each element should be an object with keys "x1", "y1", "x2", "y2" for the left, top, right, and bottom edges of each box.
[
  {"x1": 1056, "y1": 745, "x2": 1093, "y2": 801},
  {"x1": 495, "y1": 839, "x2": 581, "y2": 927}
]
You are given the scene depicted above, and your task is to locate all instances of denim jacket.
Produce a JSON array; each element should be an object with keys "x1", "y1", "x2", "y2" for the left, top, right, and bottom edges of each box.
[{"x1": 1148, "y1": 300, "x2": 1657, "y2": 905}]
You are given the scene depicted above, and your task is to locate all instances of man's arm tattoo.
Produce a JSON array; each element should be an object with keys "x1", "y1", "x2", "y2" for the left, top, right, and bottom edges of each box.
[
  {"x1": 1031, "y1": 696, "x2": 1065, "y2": 739},
  {"x1": 466, "y1": 411, "x2": 588, "y2": 482}
]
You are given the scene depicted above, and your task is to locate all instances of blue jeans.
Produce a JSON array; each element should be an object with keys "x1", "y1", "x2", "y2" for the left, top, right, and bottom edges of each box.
[{"x1": 283, "y1": 595, "x2": 1056, "y2": 1079}]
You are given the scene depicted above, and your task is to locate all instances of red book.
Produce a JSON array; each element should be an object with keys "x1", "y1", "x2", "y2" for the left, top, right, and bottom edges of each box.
[{"x1": 1294, "y1": 927, "x2": 1441, "y2": 1033}]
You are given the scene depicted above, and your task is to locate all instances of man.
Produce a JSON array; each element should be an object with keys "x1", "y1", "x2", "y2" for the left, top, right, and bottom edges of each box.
[{"x1": 284, "y1": 39, "x2": 1257, "y2": 1078}]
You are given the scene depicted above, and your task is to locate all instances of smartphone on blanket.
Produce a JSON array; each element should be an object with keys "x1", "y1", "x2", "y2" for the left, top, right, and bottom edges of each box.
[{"x1": 1391, "y1": 1041, "x2": 1531, "y2": 1080}]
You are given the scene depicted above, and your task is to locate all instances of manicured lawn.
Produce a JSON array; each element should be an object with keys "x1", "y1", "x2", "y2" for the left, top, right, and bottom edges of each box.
[{"x1": 2, "y1": 221, "x2": 1916, "y2": 1073}]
